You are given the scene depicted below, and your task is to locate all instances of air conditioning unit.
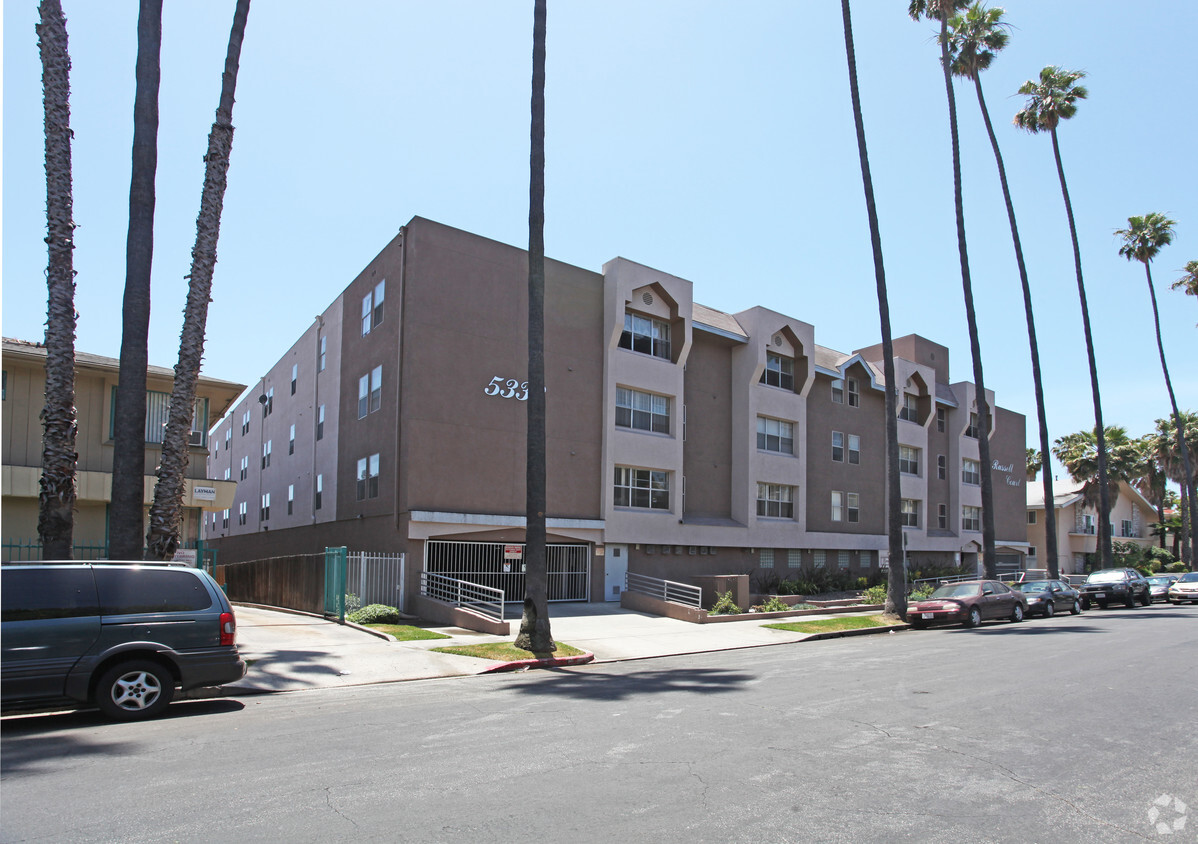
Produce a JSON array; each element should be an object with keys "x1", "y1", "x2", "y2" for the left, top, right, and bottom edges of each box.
[{"x1": 188, "y1": 430, "x2": 205, "y2": 447}]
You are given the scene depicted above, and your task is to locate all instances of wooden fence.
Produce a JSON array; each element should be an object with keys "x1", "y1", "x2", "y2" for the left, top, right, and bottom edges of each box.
[{"x1": 219, "y1": 552, "x2": 327, "y2": 615}]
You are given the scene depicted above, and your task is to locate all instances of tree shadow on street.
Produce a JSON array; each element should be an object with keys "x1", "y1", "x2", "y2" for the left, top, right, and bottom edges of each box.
[{"x1": 508, "y1": 665, "x2": 754, "y2": 702}]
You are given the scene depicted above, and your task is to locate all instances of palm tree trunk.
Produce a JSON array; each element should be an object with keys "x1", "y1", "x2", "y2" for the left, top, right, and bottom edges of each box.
[
  {"x1": 146, "y1": 0, "x2": 250, "y2": 560},
  {"x1": 514, "y1": 0, "x2": 553, "y2": 654},
  {"x1": 110, "y1": 0, "x2": 162, "y2": 561},
  {"x1": 841, "y1": 0, "x2": 905, "y2": 617},
  {"x1": 37, "y1": 0, "x2": 77, "y2": 560},
  {"x1": 972, "y1": 76, "x2": 1059, "y2": 577},
  {"x1": 1049, "y1": 128, "x2": 1111, "y2": 567},
  {"x1": 1144, "y1": 264, "x2": 1197, "y2": 565}
]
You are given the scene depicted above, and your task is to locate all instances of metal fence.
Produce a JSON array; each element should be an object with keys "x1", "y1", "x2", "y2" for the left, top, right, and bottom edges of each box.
[
  {"x1": 625, "y1": 571, "x2": 703, "y2": 608},
  {"x1": 347, "y1": 551, "x2": 405, "y2": 608},
  {"x1": 421, "y1": 571, "x2": 505, "y2": 623},
  {"x1": 2, "y1": 539, "x2": 217, "y2": 569},
  {"x1": 425, "y1": 540, "x2": 589, "y2": 602}
]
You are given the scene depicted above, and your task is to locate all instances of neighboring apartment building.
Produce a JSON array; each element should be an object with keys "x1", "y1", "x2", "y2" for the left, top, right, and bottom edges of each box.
[
  {"x1": 1026, "y1": 479, "x2": 1158, "y2": 575},
  {"x1": 205, "y1": 217, "x2": 1028, "y2": 606},
  {"x1": 1, "y1": 338, "x2": 245, "y2": 558}
]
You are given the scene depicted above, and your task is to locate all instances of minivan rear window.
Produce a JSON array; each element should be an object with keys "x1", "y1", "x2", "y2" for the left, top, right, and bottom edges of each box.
[
  {"x1": 93, "y1": 568, "x2": 214, "y2": 614},
  {"x1": 1, "y1": 568, "x2": 99, "y2": 621}
]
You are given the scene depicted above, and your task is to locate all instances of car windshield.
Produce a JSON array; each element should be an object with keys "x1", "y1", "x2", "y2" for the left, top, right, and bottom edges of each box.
[
  {"x1": 1147, "y1": 576, "x2": 1171, "y2": 585},
  {"x1": 930, "y1": 584, "x2": 978, "y2": 599},
  {"x1": 1017, "y1": 581, "x2": 1049, "y2": 592},
  {"x1": 1086, "y1": 571, "x2": 1124, "y2": 583},
  {"x1": 1178, "y1": 572, "x2": 1198, "y2": 583}
]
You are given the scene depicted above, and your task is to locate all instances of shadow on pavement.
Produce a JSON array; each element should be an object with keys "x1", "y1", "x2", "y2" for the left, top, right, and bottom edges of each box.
[{"x1": 509, "y1": 666, "x2": 754, "y2": 701}]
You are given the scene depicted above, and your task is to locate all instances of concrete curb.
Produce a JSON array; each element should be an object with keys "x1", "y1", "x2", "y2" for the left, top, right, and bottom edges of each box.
[
  {"x1": 801, "y1": 622, "x2": 910, "y2": 641},
  {"x1": 481, "y1": 652, "x2": 596, "y2": 673}
]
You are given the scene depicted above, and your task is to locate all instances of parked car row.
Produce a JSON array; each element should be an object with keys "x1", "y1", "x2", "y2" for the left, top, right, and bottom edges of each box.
[{"x1": 907, "y1": 568, "x2": 1196, "y2": 629}]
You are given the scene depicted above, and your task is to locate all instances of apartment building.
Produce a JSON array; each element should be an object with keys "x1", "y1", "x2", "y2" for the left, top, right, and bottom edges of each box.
[
  {"x1": 204, "y1": 217, "x2": 1028, "y2": 606},
  {"x1": 1026, "y1": 479, "x2": 1158, "y2": 575}
]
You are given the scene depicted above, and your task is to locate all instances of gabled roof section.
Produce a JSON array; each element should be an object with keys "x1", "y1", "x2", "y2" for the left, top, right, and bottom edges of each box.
[{"x1": 692, "y1": 303, "x2": 748, "y2": 341}]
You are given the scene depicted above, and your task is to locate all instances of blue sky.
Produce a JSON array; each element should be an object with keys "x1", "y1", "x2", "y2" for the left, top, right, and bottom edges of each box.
[{"x1": 3, "y1": 1, "x2": 1195, "y2": 482}]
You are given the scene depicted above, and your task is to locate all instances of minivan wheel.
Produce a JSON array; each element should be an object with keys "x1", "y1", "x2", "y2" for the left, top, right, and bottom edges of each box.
[{"x1": 96, "y1": 660, "x2": 174, "y2": 720}]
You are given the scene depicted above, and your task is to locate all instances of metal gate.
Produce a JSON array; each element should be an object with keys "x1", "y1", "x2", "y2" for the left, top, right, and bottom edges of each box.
[{"x1": 425, "y1": 540, "x2": 590, "y2": 602}]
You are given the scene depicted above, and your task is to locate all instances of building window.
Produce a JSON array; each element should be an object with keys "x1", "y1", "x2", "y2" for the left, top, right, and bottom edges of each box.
[
  {"x1": 966, "y1": 411, "x2": 980, "y2": 438},
  {"x1": 290, "y1": 364, "x2": 298, "y2": 395},
  {"x1": 317, "y1": 404, "x2": 325, "y2": 440},
  {"x1": 848, "y1": 434, "x2": 860, "y2": 465},
  {"x1": 289, "y1": 424, "x2": 296, "y2": 455},
  {"x1": 315, "y1": 474, "x2": 323, "y2": 510},
  {"x1": 225, "y1": 428, "x2": 231, "y2": 447},
  {"x1": 938, "y1": 504, "x2": 948, "y2": 529},
  {"x1": 756, "y1": 483, "x2": 794, "y2": 519},
  {"x1": 614, "y1": 466, "x2": 670, "y2": 510},
  {"x1": 222, "y1": 509, "x2": 229, "y2": 529},
  {"x1": 262, "y1": 440, "x2": 272, "y2": 469},
  {"x1": 616, "y1": 387, "x2": 670, "y2": 434},
  {"x1": 358, "y1": 374, "x2": 369, "y2": 418},
  {"x1": 241, "y1": 409, "x2": 250, "y2": 435},
  {"x1": 861, "y1": 550, "x2": 873, "y2": 567},
  {"x1": 937, "y1": 454, "x2": 947, "y2": 480},
  {"x1": 831, "y1": 378, "x2": 844, "y2": 404},
  {"x1": 899, "y1": 446, "x2": 920, "y2": 476},
  {"x1": 238, "y1": 501, "x2": 247, "y2": 526},
  {"x1": 901, "y1": 499, "x2": 920, "y2": 528},
  {"x1": 757, "y1": 416, "x2": 794, "y2": 455},
  {"x1": 223, "y1": 467, "x2": 230, "y2": 481},
  {"x1": 962, "y1": 505, "x2": 982, "y2": 532},
  {"x1": 362, "y1": 280, "x2": 385, "y2": 336},
  {"x1": 838, "y1": 551, "x2": 850, "y2": 570},
  {"x1": 1121, "y1": 519, "x2": 1134, "y2": 538},
  {"x1": 787, "y1": 550, "x2": 801, "y2": 569},
  {"x1": 759, "y1": 549, "x2": 774, "y2": 569},
  {"x1": 962, "y1": 458, "x2": 981, "y2": 485},
  {"x1": 1028, "y1": 546, "x2": 1037, "y2": 558},
  {"x1": 239, "y1": 456, "x2": 248, "y2": 481},
  {"x1": 260, "y1": 493, "x2": 271, "y2": 522},
  {"x1": 357, "y1": 453, "x2": 380, "y2": 500},
  {"x1": 318, "y1": 335, "x2": 326, "y2": 372},
  {"x1": 832, "y1": 431, "x2": 844, "y2": 462},
  {"x1": 814, "y1": 550, "x2": 826, "y2": 570},
  {"x1": 1027, "y1": 510, "x2": 1037, "y2": 525},
  {"x1": 287, "y1": 484, "x2": 294, "y2": 515},
  {"x1": 760, "y1": 352, "x2": 794, "y2": 390},
  {"x1": 118, "y1": 388, "x2": 209, "y2": 446},
  {"x1": 619, "y1": 312, "x2": 671, "y2": 360},
  {"x1": 370, "y1": 365, "x2": 382, "y2": 413},
  {"x1": 847, "y1": 492, "x2": 860, "y2": 523},
  {"x1": 899, "y1": 393, "x2": 919, "y2": 423},
  {"x1": 832, "y1": 491, "x2": 844, "y2": 522},
  {"x1": 936, "y1": 407, "x2": 946, "y2": 432},
  {"x1": 847, "y1": 378, "x2": 860, "y2": 407},
  {"x1": 264, "y1": 387, "x2": 274, "y2": 417}
]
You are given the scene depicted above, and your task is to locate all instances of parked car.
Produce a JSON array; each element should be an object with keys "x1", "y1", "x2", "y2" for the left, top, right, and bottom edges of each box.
[
  {"x1": 1013, "y1": 579, "x2": 1082, "y2": 617},
  {"x1": 1, "y1": 562, "x2": 245, "y2": 719},
  {"x1": 1146, "y1": 574, "x2": 1179, "y2": 603},
  {"x1": 1167, "y1": 571, "x2": 1198, "y2": 604},
  {"x1": 1078, "y1": 568, "x2": 1151, "y2": 610},
  {"x1": 907, "y1": 580, "x2": 1027, "y2": 629},
  {"x1": 1063, "y1": 574, "x2": 1089, "y2": 588}
]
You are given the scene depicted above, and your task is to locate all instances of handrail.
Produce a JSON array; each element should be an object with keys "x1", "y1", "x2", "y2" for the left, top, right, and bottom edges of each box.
[
  {"x1": 421, "y1": 571, "x2": 505, "y2": 622},
  {"x1": 625, "y1": 571, "x2": 702, "y2": 608}
]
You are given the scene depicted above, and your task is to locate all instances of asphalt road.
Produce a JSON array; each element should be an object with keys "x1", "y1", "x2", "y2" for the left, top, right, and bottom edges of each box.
[{"x1": 2, "y1": 603, "x2": 1195, "y2": 843}]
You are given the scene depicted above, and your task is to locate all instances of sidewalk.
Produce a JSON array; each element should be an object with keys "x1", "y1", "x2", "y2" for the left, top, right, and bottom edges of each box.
[{"x1": 220, "y1": 602, "x2": 903, "y2": 696}]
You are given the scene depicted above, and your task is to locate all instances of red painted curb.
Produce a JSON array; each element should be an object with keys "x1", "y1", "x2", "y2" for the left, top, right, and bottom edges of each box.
[{"x1": 482, "y1": 652, "x2": 595, "y2": 673}]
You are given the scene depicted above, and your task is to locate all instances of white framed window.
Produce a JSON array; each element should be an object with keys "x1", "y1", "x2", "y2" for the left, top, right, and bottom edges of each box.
[
  {"x1": 239, "y1": 456, "x2": 248, "y2": 481},
  {"x1": 614, "y1": 466, "x2": 670, "y2": 510},
  {"x1": 289, "y1": 424, "x2": 296, "y2": 455},
  {"x1": 962, "y1": 505, "x2": 982, "y2": 532},
  {"x1": 787, "y1": 550, "x2": 802, "y2": 569},
  {"x1": 362, "y1": 280, "x2": 385, "y2": 336},
  {"x1": 241, "y1": 409, "x2": 251, "y2": 435},
  {"x1": 370, "y1": 365, "x2": 382, "y2": 413},
  {"x1": 264, "y1": 387, "x2": 274, "y2": 417},
  {"x1": 832, "y1": 491, "x2": 844, "y2": 522},
  {"x1": 223, "y1": 467, "x2": 230, "y2": 481},
  {"x1": 756, "y1": 483, "x2": 794, "y2": 519},
  {"x1": 260, "y1": 493, "x2": 271, "y2": 521},
  {"x1": 936, "y1": 407, "x2": 946, "y2": 432},
  {"x1": 962, "y1": 458, "x2": 981, "y2": 485},
  {"x1": 757, "y1": 416, "x2": 794, "y2": 454},
  {"x1": 1121, "y1": 519, "x2": 1134, "y2": 538},
  {"x1": 831, "y1": 378, "x2": 844, "y2": 404},
  {"x1": 938, "y1": 503, "x2": 948, "y2": 529},
  {"x1": 832, "y1": 431, "x2": 844, "y2": 462},
  {"x1": 838, "y1": 550, "x2": 850, "y2": 570},
  {"x1": 315, "y1": 474, "x2": 323, "y2": 510},
  {"x1": 937, "y1": 454, "x2": 946, "y2": 480},
  {"x1": 221, "y1": 508, "x2": 229, "y2": 529},
  {"x1": 899, "y1": 446, "x2": 920, "y2": 476},
  {"x1": 238, "y1": 501, "x2": 247, "y2": 526},
  {"x1": 901, "y1": 499, "x2": 920, "y2": 528},
  {"x1": 290, "y1": 364, "x2": 298, "y2": 395},
  {"x1": 814, "y1": 550, "x2": 826, "y2": 570},
  {"x1": 847, "y1": 492, "x2": 860, "y2": 524},
  {"x1": 847, "y1": 378, "x2": 860, "y2": 407},
  {"x1": 357, "y1": 453, "x2": 380, "y2": 500},
  {"x1": 848, "y1": 434, "x2": 860, "y2": 465},
  {"x1": 966, "y1": 411, "x2": 980, "y2": 438},
  {"x1": 617, "y1": 387, "x2": 670, "y2": 434},
  {"x1": 262, "y1": 440, "x2": 272, "y2": 469},
  {"x1": 761, "y1": 352, "x2": 794, "y2": 390},
  {"x1": 759, "y1": 549, "x2": 774, "y2": 569},
  {"x1": 619, "y1": 312, "x2": 671, "y2": 360},
  {"x1": 288, "y1": 484, "x2": 295, "y2": 516},
  {"x1": 899, "y1": 393, "x2": 919, "y2": 423},
  {"x1": 317, "y1": 404, "x2": 325, "y2": 440},
  {"x1": 225, "y1": 428, "x2": 231, "y2": 446},
  {"x1": 1027, "y1": 510, "x2": 1037, "y2": 525},
  {"x1": 358, "y1": 374, "x2": 369, "y2": 419},
  {"x1": 318, "y1": 335, "x2": 326, "y2": 372}
]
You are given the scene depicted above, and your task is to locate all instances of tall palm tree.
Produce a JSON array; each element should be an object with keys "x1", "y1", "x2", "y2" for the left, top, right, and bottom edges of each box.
[
  {"x1": 146, "y1": 0, "x2": 251, "y2": 560},
  {"x1": 1015, "y1": 67, "x2": 1113, "y2": 567},
  {"x1": 842, "y1": 0, "x2": 904, "y2": 617},
  {"x1": 1115, "y1": 213, "x2": 1195, "y2": 566},
  {"x1": 514, "y1": 0, "x2": 554, "y2": 653},
  {"x1": 910, "y1": 0, "x2": 997, "y2": 578},
  {"x1": 946, "y1": 2, "x2": 1060, "y2": 577},
  {"x1": 36, "y1": 0, "x2": 78, "y2": 560},
  {"x1": 1053, "y1": 426, "x2": 1140, "y2": 564},
  {"x1": 1152, "y1": 412, "x2": 1198, "y2": 565},
  {"x1": 1173, "y1": 261, "x2": 1198, "y2": 297},
  {"x1": 110, "y1": 0, "x2": 163, "y2": 561},
  {"x1": 1132, "y1": 434, "x2": 1169, "y2": 550}
]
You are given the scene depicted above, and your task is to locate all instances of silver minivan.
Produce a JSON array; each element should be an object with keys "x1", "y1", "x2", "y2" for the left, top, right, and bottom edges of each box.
[{"x1": 1, "y1": 562, "x2": 246, "y2": 719}]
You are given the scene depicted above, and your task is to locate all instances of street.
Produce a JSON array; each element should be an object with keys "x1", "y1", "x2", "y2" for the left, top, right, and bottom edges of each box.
[{"x1": 2, "y1": 603, "x2": 1195, "y2": 843}]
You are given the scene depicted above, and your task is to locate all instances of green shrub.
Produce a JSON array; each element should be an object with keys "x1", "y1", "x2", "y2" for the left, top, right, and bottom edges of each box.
[
  {"x1": 755, "y1": 595, "x2": 789, "y2": 613},
  {"x1": 752, "y1": 569, "x2": 783, "y2": 594},
  {"x1": 709, "y1": 591, "x2": 742, "y2": 615},
  {"x1": 862, "y1": 584, "x2": 887, "y2": 604},
  {"x1": 348, "y1": 603, "x2": 401, "y2": 625},
  {"x1": 1167, "y1": 561, "x2": 1189, "y2": 573},
  {"x1": 855, "y1": 577, "x2": 868, "y2": 590},
  {"x1": 909, "y1": 585, "x2": 934, "y2": 601},
  {"x1": 344, "y1": 592, "x2": 362, "y2": 614}
]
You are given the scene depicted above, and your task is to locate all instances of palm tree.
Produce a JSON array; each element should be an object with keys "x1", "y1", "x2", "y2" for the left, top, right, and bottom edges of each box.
[
  {"x1": 1015, "y1": 66, "x2": 1113, "y2": 567},
  {"x1": 842, "y1": 0, "x2": 904, "y2": 618},
  {"x1": 1153, "y1": 412, "x2": 1198, "y2": 565},
  {"x1": 110, "y1": 0, "x2": 163, "y2": 561},
  {"x1": 1026, "y1": 448, "x2": 1042, "y2": 481},
  {"x1": 910, "y1": 0, "x2": 997, "y2": 578},
  {"x1": 946, "y1": 2, "x2": 1060, "y2": 577},
  {"x1": 1132, "y1": 434, "x2": 1169, "y2": 550},
  {"x1": 1115, "y1": 213, "x2": 1195, "y2": 566},
  {"x1": 36, "y1": 0, "x2": 78, "y2": 560},
  {"x1": 1053, "y1": 427, "x2": 1140, "y2": 564},
  {"x1": 1173, "y1": 261, "x2": 1198, "y2": 297},
  {"x1": 514, "y1": 0, "x2": 553, "y2": 653},
  {"x1": 146, "y1": 0, "x2": 251, "y2": 560}
]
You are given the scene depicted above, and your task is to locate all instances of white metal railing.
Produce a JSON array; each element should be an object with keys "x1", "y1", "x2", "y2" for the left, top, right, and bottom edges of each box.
[
  {"x1": 421, "y1": 571, "x2": 505, "y2": 623},
  {"x1": 625, "y1": 571, "x2": 702, "y2": 608},
  {"x1": 347, "y1": 551, "x2": 405, "y2": 608}
]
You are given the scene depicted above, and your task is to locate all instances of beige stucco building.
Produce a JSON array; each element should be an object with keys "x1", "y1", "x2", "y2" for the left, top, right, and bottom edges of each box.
[
  {"x1": 1026, "y1": 478, "x2": 1158, "y2": 574},
  {"x1": 1, "y1": 338, "x2": 245, "y2": 558}
]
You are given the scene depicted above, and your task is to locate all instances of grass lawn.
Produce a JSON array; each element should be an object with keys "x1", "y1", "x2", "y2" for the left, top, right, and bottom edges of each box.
[
  {"x1": 431, "y1": 641, "x2": 586, "y2": 661},
  {"x1": 763, "y1": 614, "x2": 891, "y2": 634},
  {"x1": 366, "y1": 624, "x2": 451, "y2": 641}
]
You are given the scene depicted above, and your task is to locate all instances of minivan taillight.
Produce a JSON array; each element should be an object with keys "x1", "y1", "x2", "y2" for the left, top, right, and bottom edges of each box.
[{"x1": 220, "y1": 611, "x2": 236, "y2": 646}]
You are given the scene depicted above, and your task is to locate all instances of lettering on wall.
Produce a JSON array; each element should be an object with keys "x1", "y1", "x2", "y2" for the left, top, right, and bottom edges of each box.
[
  {"x1": 484, "y1": 376, "x2": 529, "y2": 401},
  {"x1": 992, "y1": 460, "x2": 1023, "y2": 487}
]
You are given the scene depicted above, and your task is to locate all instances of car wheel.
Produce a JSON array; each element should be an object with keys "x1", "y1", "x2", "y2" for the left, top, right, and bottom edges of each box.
[
  {"x1": 965, "y1": 606, "x2": 982, "y2": 628},
  {"x1": 1043, "y1": 601, "x2": 1055, "y2": 618},
  {"x1": 95, "y1": 660, "x2": 174, "y2": 721},
  {"x1": 1080, "y1": 598, "x2": 1091, "y2": 610},
  {"x1": 1139, "y1": 590, "x2": 1151, "y2": 607},
  {"x1": 1071, "y1": 600, "x2": 1081, "y2": 615},
  {"x1": 1010, "y1": 603, "x2": 1024, "y2": 623},
  {"x1": 1124, "y1": 593, "x2": 1137, "y2": 608}
]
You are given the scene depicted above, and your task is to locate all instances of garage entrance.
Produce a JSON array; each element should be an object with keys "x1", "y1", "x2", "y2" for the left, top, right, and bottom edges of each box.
[{"x1": 425, "y1": 540, "x2": 591, "y2": 602}]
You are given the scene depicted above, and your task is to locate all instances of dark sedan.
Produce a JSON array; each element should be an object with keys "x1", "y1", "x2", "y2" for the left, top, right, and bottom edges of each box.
[
  {"x1": 1079, "y1": 568, "x2": 1151, "y2": 609},
  {"x1": 1014, "y1": 579, "x2": 1082, "y2": 617},
  {"x1": 907, "y1": 580, "x2": 1028, "y2": 629},
  {"x1": 1146, "y1": 574, "x2": 1179, "y2": 603}
]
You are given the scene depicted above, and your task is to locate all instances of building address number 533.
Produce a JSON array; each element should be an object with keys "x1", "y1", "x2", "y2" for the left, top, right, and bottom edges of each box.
[{"x1": 483, "y1": 376, "x2": 529, "y2": 401}]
